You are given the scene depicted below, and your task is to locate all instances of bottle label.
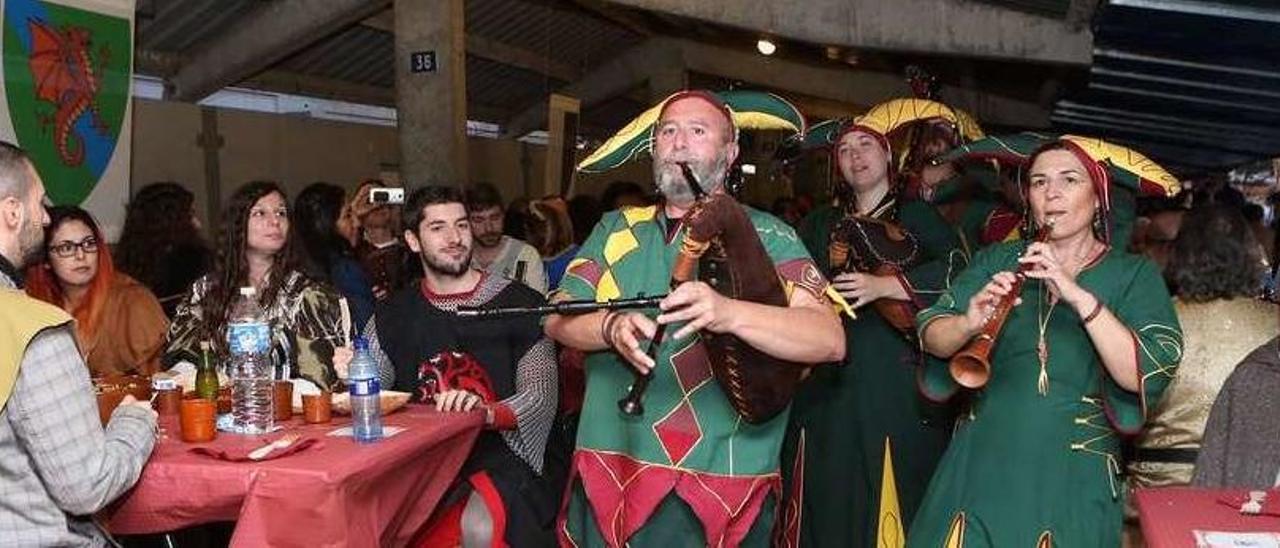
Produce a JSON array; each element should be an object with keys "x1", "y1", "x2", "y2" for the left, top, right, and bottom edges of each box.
[
  {"x1": 349, "y1": 377, "x2": 381, "y2": 397},
  {"x1": 227, "y1": 322, "x2": 270, "y2": 354}
]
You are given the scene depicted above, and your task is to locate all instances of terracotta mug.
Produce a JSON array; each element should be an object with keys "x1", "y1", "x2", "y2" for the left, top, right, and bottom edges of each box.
[
  {"x1": 180, "y1": 398, "x2": 217, "y2": 443},
  {"x1": 302, "y1": 391, "x2": 332, "y2": 424},
  {"x1": 273, "y1": 381, "x2": 294, "y2": 422}
]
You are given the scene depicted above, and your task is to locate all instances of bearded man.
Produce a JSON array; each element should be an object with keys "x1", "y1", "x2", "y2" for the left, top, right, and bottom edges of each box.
[
  {"x1": 545, "y1": 90, "x2": 845, "y2": 546},
  {"x1": 362, "y1": 185, "x2": 558, "y2": 546}
]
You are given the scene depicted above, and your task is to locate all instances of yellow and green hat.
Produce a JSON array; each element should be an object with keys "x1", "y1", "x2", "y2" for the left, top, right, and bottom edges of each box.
[
  {"x1": 1032, "y1": 135, "x2": 1182, "y2": 244},
  {"x1": 576, "y1": 90, "x2": 806, "y2": 174},
  {"x1": 852, "y1": 97, "x2": 984, "y2": 144}
]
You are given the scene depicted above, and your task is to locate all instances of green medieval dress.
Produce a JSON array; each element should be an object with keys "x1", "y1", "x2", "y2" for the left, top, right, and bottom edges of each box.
[
  {"x1": 781, "y1": 196, "x2": 966, "y2": 547},
  {"x1": 908, "y1": 241, "x2": 1182, "y2": 547},
  {"x1": 556, "y1": 204, "x2": 833, "y2": 547}
]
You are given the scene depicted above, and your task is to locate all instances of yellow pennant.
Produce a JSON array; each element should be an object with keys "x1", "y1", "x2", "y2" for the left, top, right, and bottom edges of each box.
[{"x1": 877, "y1": 437, "x2": 906, "y2": 548}]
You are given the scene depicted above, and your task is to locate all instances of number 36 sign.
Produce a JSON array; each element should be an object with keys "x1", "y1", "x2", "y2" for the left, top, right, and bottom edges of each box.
[{"x1": 410, "y1": 51, "x2": 436, "y2": 73}]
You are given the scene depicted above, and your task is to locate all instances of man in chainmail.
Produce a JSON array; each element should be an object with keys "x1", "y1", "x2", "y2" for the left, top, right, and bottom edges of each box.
[{"x1": 363, "y1": 185, "x2": 558, "y2": 546}]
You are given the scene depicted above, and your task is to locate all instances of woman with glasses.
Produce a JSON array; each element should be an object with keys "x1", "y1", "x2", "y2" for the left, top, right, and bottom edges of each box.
[
  {"x1": 164, "y1": 181, "x2": 347, "y2": 390},
  {"x1": 25, "y1": 206, "x2": 168, "y2": 377}
]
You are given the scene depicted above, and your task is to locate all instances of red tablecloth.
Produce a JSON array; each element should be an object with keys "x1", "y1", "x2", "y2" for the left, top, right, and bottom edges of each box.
[
  {"x1": 1136, "y1": 487, "x2": 1280, "y2": 547},
  {"x1": 105, "y1": 405, "x2": 483, "y2": 548}
]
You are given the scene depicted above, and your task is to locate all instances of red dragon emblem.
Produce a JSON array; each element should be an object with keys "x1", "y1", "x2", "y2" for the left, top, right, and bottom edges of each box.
[
  {"x1": 26, "y1": 18, "x2": 109, "y2": 167},
  {"x1": 415, "y1": 351, "x2": 497, "y2": 404}
]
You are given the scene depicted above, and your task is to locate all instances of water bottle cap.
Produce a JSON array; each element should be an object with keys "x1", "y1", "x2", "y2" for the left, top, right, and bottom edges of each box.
[
  {"x1": 239, "y1": 286, "x2": 256, "y2": 296},
  {"x1": 353, "y1": 336, "x2": 369, "y2": 352}
]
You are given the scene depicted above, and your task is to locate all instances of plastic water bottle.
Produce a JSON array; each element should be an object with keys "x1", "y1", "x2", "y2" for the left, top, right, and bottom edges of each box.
[
  {"x1": 227, "y1": 286, "x2": 274, "y2": 434},
  {"x1": 349, "y1": 337, "x2": 383, "y2": 443}
]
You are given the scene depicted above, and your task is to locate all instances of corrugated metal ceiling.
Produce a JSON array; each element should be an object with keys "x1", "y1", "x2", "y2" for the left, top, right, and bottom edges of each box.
[
  {"x1": 1051, "y1": 0, "x2": 1280, "y2": 173},
  {"x1": 136, "y1": 0, "x2": 644, "y2": 130}
]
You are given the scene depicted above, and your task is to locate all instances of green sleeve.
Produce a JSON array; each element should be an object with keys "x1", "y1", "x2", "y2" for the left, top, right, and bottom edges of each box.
[
  {"x1": 914, "y1": 242, "x2": 1022, "y2": 402},
  {"x1": 1101, "y1": 257, "x2": 1184, "y2": 434},
  {"x1": 553, "y1": 212, "x2": 621, "y2": 303},
  {"x1": 900, "y1": 201, "x2": 968, "y2": 309}
]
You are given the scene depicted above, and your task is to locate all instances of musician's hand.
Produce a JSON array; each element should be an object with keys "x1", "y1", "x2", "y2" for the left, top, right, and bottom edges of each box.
[
  {"x1": 658, "y1": 281, "x2": 735, "y2": 340},
  {"x1": 832, "y1": 273, "x2": 908, "y2": 309},
  {"x1": 435, "y1": 389, "x2": 484, "y2": 413},
  {"x1": 964, "y1": 271, "x2": 1021, "y2": 335},
  {"x1": 607, "y1": 312, "x2": 659, "y2": 374},
  {"x1": 1018, "y1": 242, "x2": 1089, "y2": 305}
]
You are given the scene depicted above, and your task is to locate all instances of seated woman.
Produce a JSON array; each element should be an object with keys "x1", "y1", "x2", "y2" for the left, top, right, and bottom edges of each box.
[
  {"x1": 114, "y1": 182, "x2": 212, "y2": 318},
  {"x1": 911, "y1": 138, "x2": 1184, "y2": 546},
  {"x1": 1125, "y1": 204, "x2": 1275, "y2": 541},
  {"x1": 25, "y1": 206, "x2": 168, "y2": 377},
  {"x1": 295, "y1": 182, "x2": 376, "y2": 335},
  {"x1": 165, "y1": 181, "x2": 346, "y2": 389}
]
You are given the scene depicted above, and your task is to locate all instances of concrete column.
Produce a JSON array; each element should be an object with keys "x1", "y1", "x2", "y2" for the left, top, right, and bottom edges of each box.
[
  {"x1": 394, "y1": 0, "x2": 467, "y2": 186},
  {"x1": 197, "y1": 107, "x2": 223, "y2": 236}
]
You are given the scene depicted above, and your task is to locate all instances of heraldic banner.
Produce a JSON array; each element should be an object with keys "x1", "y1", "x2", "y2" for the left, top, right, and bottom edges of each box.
[{"x1": 0, "y1": 0, "x2": 133, "y2": 238}]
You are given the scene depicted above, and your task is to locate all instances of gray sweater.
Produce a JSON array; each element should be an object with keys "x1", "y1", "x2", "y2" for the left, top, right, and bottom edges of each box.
[
  {"x1": 0, "y1": 270, "x2": 158, "y2": 546},
  {"x1": 1193, "y1": 336, "x2": 1280, "y2": 489}
]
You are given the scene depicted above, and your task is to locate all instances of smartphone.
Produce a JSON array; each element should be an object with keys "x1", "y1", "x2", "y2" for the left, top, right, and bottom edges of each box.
[{"x1": 368, "y1": 187, "x2": 405, "y2": 205}]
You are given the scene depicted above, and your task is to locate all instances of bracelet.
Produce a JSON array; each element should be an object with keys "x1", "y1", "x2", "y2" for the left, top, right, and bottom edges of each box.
[
  {"x1": 601, "y1": 311, "x2": 620, "y2": 348},
  {"x1": 1081, "y1": 297, "x2": 1105, "y2": 325}
]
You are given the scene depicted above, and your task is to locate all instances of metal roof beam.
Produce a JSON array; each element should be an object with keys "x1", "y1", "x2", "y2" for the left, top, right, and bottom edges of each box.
[
  {"x1": 1108, "y1": 0, "x2": 1280, "y2": 24},
  {"x1": 168, "y1": 0, "x2": 391, "y2": 102},
  {"x1": 1054, "y1": 101, "x2": 1280, "y2": 139},
  {"x1": 1091, "y1": 66, "x2": 1280, "y2": 102},
  {"x1": 603, "y1": 0, "x2": 1091, "y2": 65},
  {"x1": 1088, "y1": 83, "x2": 1280, "y2": 115},
  {"x1": 1093, "y1": 48, "x2": 1280, "y2": 80}
]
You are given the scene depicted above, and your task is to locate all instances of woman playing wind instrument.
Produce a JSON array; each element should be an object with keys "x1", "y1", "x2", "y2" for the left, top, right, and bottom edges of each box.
[{"x1": 909, "y1": 137, "x2": 1185, "y2": 547}]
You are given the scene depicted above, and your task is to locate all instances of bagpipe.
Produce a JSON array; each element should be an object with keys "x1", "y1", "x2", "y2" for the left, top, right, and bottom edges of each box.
[
  {"x1": 828, "y1": 206, "x2": 922, "y2": 336},
  {"x1": 458, "y1": 162, "x2": 804, "y2": 425}
]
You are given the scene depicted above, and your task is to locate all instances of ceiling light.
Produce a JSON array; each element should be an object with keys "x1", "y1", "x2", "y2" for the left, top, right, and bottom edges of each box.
[{"x1": 756, "y1": 39, "x2": 776, "y2": 56}]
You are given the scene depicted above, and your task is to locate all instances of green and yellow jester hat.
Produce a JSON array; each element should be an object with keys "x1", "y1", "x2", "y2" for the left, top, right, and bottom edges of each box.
[
  {"x1": 838, "y1": 98, "x2": 986, "y2": 177},
  {"x1": 1028, "y1": 135, "x2": 1181, "y2": 243},
  {"x1": 576, "y1": 89, "x2": 806, "y2": 173}
]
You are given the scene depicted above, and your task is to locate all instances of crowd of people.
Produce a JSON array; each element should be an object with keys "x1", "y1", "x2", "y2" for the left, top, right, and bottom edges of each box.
[{"x1": 0, "y1": 85, "x2": 1278, "y2": 547}]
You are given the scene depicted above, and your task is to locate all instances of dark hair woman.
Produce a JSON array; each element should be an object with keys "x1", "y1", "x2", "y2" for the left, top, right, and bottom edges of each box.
[
  {"x1": 294, "y1": 182, "x2": 375, "y2": 332},
  {"x1": 1123, "y1": 204, "x2": 1276, "y2": 544},
  {"x1": 164, "y1": 181, "x2": 347, "y2": 389},
  {"x1": 26, "y1": 206, "x2": 168, "y2": 377},
  {"x1": 913, "y1": 137, "x2": 1184, "y2": 546},
  {"x1": 114, "y1": 182, "x2": 211, "y2": 317}
]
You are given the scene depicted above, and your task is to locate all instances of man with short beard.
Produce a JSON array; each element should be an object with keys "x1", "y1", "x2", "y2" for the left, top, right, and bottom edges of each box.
[
  {"x1": 362, "y1": 185, "x2": 558, "y2": 545},
  {"x1": 0, "y1": 141, "x2": 158, "y2": 545},
  {"x1": 466, "y1": 183, "x2": 547, "y2": 294},
  {"x1": 546, "y1": 91, "x2": 845, "y2": 546}
]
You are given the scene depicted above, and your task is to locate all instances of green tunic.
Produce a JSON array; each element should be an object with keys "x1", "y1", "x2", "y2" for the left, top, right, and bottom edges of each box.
[
  {"x1": 555, "y1": 204, "x2": 831, "y2": 547},
  {"x1": 909, "y1": 242, "x2": 1183, "y2": 547},
  {"x1": 782, "y1": 199, "x2": 965, "y2": 547}
]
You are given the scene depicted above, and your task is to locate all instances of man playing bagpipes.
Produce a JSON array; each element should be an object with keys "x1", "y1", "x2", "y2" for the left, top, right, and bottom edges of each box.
[{"x1": 544, "y1": 90, "x2": 846, "y2": 547}]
